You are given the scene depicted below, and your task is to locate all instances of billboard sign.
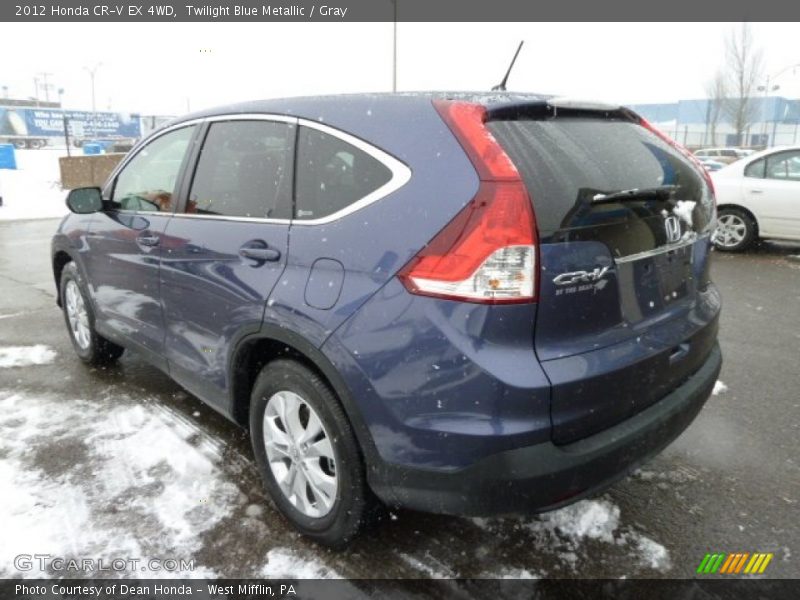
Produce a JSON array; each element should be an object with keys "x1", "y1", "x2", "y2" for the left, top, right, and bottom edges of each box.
[{"x1": 0, "y1": 107, "x2": 141, "y2": 139}]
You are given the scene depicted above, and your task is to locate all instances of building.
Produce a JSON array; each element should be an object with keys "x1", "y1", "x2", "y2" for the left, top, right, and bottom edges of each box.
[{"x1": 628, "y1": 96, "x2": 800, "y2": 149}]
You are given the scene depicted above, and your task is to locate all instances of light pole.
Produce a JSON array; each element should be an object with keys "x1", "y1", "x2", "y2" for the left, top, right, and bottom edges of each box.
[
  {"x1": 390, "y1": 0, "x2": 397, "y2": 92},
  {"x1": 37, "y1": 72, "x2": 54, "y2": 103},
  {"x1": 84, "y1": 63, "x2": 102, "y2": 138},
  {"x1": 757, "y1": 62, "x2": 800, "y2": 146},
  {"x1": 59, "y1": 88, "x2": 71, "y2": 157}
]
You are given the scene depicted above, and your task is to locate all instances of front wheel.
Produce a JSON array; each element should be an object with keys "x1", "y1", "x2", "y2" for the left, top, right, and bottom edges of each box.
[
  {"x1": 60, "y1": 262, "x2": 125, "y2": 365},
  {"x1": 713, "y1": 208, "x2": 756, "y2": 252},
  {"x1": 249, "y1": 359, "x2": 375, "y2": 547}
]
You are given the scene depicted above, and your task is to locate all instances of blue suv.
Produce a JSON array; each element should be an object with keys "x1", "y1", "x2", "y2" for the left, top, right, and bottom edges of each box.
[{"x1": 52, "y1": 94, "x2": 722, "y2": 546}]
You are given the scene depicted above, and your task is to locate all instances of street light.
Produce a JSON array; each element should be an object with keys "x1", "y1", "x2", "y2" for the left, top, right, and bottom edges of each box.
[{"x1": 84, "y1": 62, "x2": 103, "y2": 138}]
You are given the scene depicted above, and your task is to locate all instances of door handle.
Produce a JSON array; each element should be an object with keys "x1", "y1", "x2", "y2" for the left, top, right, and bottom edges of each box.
[
  {"x1": 137, "y1": 234, "x2": 160, "y2": 247},
  {"x1": 239, "y1": 246, "x2": 281, "y2": 262},
  {"x1": 749, "y1": 189, "x2": 763, "y2": 194}
]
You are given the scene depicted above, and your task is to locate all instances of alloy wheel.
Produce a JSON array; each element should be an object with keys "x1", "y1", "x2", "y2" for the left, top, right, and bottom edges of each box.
[
  {"x1": 263, "y1": 390, "x2": 338, "y2": 518},
  {"x1": 65, "y1": 280, "x2": 91, "y2": 350},
  {"x1": 714, "y1": 214, "x2": 747, "y2": 248}
]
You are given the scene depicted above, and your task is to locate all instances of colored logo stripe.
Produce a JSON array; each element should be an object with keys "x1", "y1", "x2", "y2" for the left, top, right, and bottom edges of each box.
[
  {"x1": 697, "y1": 552, "x2": 774, "y2": 575},
  {"x1": 697, "y1": 553, "x2": 726, "y2": 573}
]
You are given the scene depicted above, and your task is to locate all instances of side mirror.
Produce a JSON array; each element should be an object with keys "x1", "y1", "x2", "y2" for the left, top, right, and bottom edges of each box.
[{"x1": 66, "y1": 187, "x2": 103, "y2": 214}]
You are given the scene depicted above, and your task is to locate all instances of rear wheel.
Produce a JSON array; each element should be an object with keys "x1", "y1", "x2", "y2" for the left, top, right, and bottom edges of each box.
[
  {"x1": 713, "y1": 208, "x2": 756, "y2": 252},
  {"x1": 60, "y1": 262, "x2": 125, "y2": 365},
  {"x1": 249, "y1": 359, "x2": 374, "y2": 547}
]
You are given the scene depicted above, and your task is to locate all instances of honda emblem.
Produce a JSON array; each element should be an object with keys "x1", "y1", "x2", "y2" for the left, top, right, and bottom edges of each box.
[{"x1": 665, "y1": 215, "x2": 682, "y2": 243}]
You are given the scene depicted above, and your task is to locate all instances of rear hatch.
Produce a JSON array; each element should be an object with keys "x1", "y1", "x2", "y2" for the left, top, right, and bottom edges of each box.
[{"x1": 488, "y1": 103, "x2": 718, "y2": 444}]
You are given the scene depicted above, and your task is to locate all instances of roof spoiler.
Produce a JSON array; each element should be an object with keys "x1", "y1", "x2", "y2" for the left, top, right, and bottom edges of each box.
[{"x1": 485, "y1": 96, "x2": 639, "y2": 122}]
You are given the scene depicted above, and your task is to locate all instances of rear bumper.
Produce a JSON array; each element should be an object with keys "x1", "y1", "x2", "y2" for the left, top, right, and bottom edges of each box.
[{"x1": 380, "y1": 342, "x2": 721, "y2": 516}]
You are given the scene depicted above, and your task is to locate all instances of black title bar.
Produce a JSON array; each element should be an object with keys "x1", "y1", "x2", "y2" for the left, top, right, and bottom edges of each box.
[{"x1": 2, "y1": 0, "x2": 798, "y2": 22}]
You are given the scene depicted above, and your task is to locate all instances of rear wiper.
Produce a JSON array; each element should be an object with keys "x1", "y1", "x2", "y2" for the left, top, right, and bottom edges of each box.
[{"x1": 591, "y1": 185, "x2": 678, "y2": 205}]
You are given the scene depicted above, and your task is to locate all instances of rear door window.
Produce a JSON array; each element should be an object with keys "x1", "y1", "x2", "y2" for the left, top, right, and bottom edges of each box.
[
  {"x1": 488, "y1": 117, "x2": 713, "y2": 256},
  {"x1": 188, "y1": 120, "x2": 294, "y2": 219},
  {"x1": 765, "y1": 150, "x2": 800, "y2": 181},
  {"x1": 295, "y1": 126, "x2": 392, "y2": 221},
  {"x1": 745, "y1": 158, "x2": 766, "y2": 178}
]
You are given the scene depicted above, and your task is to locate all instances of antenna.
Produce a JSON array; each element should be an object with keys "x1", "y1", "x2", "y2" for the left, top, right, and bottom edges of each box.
[{"x1": 492, "y1": 41, "x2": 524, "y2": 91}]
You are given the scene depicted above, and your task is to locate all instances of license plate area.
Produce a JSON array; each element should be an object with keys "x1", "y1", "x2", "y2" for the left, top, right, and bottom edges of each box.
[{"x1": 639, "y1": 245, "x2": 693, "y2": 316}]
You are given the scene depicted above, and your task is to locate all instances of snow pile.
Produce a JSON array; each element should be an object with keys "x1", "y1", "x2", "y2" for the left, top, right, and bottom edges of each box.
[
  {"x1": 0, "y1": 390, "x2": 238, "y2": 577},
  {"x1": 261, "y1": 548, "x2": 341, "y2": 579},
  {"x1": 0, "y1": 345, "x2": 57, "y2": 368},
  {"x1": 0, "y1": 149, "x2": 69, "y2": 222},
  {"x1": 712, "y1": 380, "x2": 728, "y2": 395},
  {"x1": 472, "y1": 498, "x2": 671, "y2": 574},
  {"x1": 627, "y1": 534, "x2": 670, "y2": 569},
  {"x1": 526, "y1": 498, "x2": 620, "y2": 543}
]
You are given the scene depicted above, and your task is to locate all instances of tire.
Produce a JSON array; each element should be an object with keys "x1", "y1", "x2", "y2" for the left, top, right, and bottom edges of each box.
[
  {"x1": 60, "y1": 262, "x2": 125, "y2": 365},
  {"x1": 249, "y1": 359, "x2": 374, "y2": 547},
  {"x1": 12, "y1": 140, "x2": 26, "y2": 150},
  {"x1": 713, "y1": 208, "x2": 757, "y2": 252}
]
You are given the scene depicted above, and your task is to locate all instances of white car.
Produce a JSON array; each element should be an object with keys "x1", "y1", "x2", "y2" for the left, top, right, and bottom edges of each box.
[{"x1": 711, "y1": 146, "x2": 800, "y2": 251}]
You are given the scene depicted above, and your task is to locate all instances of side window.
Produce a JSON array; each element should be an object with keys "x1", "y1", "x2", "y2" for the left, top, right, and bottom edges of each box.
[
  {"x1": 765, "y1": 151, "x2": 800, "y2": 181},
  {"x1": 187, "y1": 120, "x2": 294, "y2": 219},
  {"x1": 744, "y1": 158, "x2": 765, "y2": 179},
  {"x1": 295, "y1": 126, "x2": 393, "y2": 220},
  {"x1": 112, "y1": 126, "x2": 195, "y2": 212},
  {"x1": 695, "y1": 150, "x2": 707, "y2": 157},
  {"x1": 721, "y1": 149, "x2": 737, "y2": 158}
]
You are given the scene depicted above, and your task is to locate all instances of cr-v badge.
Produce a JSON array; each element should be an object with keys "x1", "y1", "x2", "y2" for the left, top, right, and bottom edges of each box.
[{"x1": 553, "y1": 266, "x2": 612, "y2": 286}]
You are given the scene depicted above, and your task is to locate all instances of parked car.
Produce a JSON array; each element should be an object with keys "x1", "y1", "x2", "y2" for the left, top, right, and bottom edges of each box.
[
  {"x1": 694, "y1": 147, "x2": 741, "y2": 164},
  {"x1": 52, "y1": 94, "x2": 722, "y2": 546},
  {"x1": 712, "y1": 145, "x2": 800, "y2": 251},
  {"x1": 696, "y1": 156, "x2": 726, "y2": 172}
]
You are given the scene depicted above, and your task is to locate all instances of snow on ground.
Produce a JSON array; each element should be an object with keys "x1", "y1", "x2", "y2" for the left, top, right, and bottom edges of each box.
[
  {"x1": 472, "y1": 498, "x2": 671, "y2": 574},
  {"x1": 398, "y1": 552, "x2": 456, "y2": 579},
  {"x1": 261, "y1": 548, "x2": 341, "y2": 579},
  {"x1": 0, "y1": 344, "x2": 57, "y2": 368},
  {"x1": 712, "y1": 380, "x2": 728, "y2": 395},
  {"x1": 487, "y1": 567, "x2": 541, "y2": 579},
  {"x1": 0, "y1": 390, "x2": 238, "y2": 578},
  {"x1": 0, "y1": 149, "x2": 69, "y2": 222}
]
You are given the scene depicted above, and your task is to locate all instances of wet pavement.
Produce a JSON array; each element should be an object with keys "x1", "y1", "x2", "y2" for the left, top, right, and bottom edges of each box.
[{"x1": 0, "y1": 218, "x2": 798, "y2": 579}]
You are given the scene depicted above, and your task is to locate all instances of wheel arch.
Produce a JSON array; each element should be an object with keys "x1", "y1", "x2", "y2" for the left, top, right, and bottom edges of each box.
[
  {"x1": 52, "y1": 249, "x2": 75, "y2": 307},
  {"x1": 229, "y1": 326, "x2": 383, "y2": 472}
]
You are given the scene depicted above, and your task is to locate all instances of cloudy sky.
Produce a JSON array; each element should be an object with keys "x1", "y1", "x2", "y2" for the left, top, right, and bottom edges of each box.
[{"x1": 1, "y1": 22, "x2": 799, "y2": 116}]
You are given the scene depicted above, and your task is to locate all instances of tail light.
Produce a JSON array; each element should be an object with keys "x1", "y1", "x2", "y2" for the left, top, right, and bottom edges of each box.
[{"x1": 397, "y1": 100, "x2": 538, "y2": 304}]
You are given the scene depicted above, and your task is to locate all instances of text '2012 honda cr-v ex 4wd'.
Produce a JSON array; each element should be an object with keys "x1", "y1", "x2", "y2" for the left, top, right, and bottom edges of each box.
[{"x1": 52, "y1": 93, "x2": 722, "y2": 546}]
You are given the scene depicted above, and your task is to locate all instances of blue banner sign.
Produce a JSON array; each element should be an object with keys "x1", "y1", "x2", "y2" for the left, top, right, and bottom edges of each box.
[{"x1": 0, "y1": 107, "x2": 141, "y2": 138}]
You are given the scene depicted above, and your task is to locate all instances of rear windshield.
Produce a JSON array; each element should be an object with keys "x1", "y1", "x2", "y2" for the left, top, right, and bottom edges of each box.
[{"x1": 488, "y1": 118, "x2": 713, "y2": 248}]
